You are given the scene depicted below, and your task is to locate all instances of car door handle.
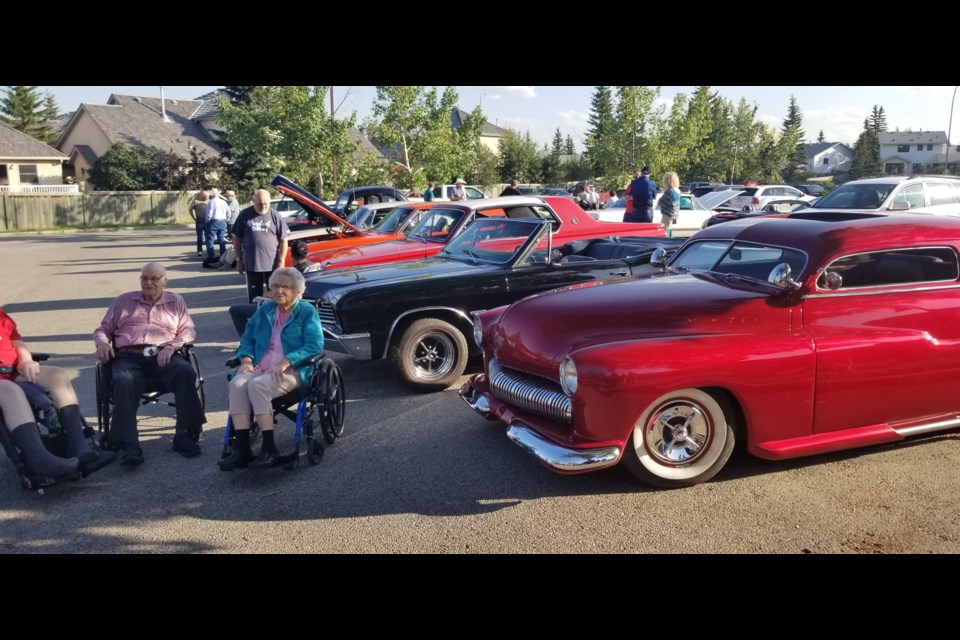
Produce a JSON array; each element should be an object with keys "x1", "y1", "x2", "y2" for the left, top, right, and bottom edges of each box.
[{"x1": 609, "y1": 271, "x2": 628, "y2": 277}]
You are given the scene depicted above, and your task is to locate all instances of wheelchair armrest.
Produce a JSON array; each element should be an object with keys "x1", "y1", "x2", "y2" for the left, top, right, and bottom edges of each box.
[
  {"x1": 291, "y1": 352, "x2": 326, "y2": 368},
  {"x1": 0, "y1": 365, "x2": 13, "y2": 375},
  {"x1": 33, "y1": 353, "x2": 50, "y2": 362},
  {"x1": 225, "y1": 357, "x2": 241, "y2": 368}
]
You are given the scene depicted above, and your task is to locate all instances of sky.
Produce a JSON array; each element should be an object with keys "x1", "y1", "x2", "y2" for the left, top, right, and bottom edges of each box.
[{"x1": 34, "y1": 85, "x2": 960, "y2": 150}]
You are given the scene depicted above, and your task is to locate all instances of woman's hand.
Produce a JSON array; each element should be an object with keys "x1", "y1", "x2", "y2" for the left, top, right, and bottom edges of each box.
[
  {"x1": 271, "y1": 360, "x2": 291, "y2": 384},
  {"x1": 238, "y1": 361, "x2": 255, "y2": 374},
  {"x1": 17, "y1": 359, "x2": 40, "y2": 383}
]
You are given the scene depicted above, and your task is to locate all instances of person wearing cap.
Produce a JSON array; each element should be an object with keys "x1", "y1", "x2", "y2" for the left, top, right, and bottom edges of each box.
[
  {"x1": 500, "y1": 179, "x2": 523, "y2": 197},
  {"x1": 625, "y1": 165, "x2": 658, "y2": 223},
  {"x1": 93, "y1": 262, "x2": 206, "y2": 465},
  {"x1": 450, "y1": 178, "x2": 467, "y2": 202}
]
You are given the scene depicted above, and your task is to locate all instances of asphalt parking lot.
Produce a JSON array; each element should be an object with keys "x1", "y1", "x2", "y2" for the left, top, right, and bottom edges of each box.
[{"x1": 1, "y1": 226, "x2": 959, "y2": 553}]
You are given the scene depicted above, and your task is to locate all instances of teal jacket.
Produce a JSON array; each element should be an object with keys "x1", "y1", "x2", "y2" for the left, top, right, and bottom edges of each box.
[{"x1": 237, "y1": 300, "x2": 324, "y2": 387}]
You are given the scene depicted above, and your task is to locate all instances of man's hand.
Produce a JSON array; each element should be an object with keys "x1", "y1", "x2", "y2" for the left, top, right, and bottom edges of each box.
[
  {"x1": 17, "y1": 360, "x2": 40, "y2": 383},
  {"x1": 236, "y1": 258, "x2": 245, "y2": 275},
  {"x1": 96, "y1": 342, "x2": 115, "y2": 364},
  {"x1": 157, "y1": 345, "x2": 177, "y2": 367}
]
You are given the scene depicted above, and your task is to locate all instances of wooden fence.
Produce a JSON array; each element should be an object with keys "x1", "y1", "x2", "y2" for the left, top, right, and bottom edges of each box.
[{"x1": 0, "y1": 191, "x2": 200, "y2": 231}]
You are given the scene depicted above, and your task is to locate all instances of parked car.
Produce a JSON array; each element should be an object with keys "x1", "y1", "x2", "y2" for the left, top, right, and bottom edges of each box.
[
  {"x1": 419, "y1": 184, "x2": 486, "y2": 202},
  {"x1": 331, "y1": 185, "x2": 408, "y2": 216},
  {"x1": 463, "y1": 212, "x2": 960, "y2": 488},
  {"x1": 702, "y1": 198, "x2": 812, "y2": 228},
  {"x1": 594, "y1": 192, "x2": 714, "y2": 236},
  {"x1": 808, "y1": 175, "x2": 960, "y2": 215},
  {"x1": 345, "y1": 201, "x2": 402, "y2": 230},
  {"x1": 796, "y1": 183, "x2": 828, "y2": 197},
  {"x1": 270, "y1": 175, "x2": 431, "y2": 267},
  {"x1": 306, "y1": 196, "x2": 665, "y2": 273},
  {"x1": 303, "y1": 214, "x2": 681, "y2": 391},
  {"x1": 518, "y1": 186, "x2": 540, "y2": 196},
  {"x1": 726, "y1": 184, "x2": 816, "y2": 211},
  {"x1": 271, "y1": 198, "x2": 307, "y2": 219},
  {"x1": 539, "y1": 187, "x2": 576, "y2": 199}
]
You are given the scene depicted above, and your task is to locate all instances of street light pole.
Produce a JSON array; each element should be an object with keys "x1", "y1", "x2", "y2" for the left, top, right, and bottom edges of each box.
[
  {"x1": 947, "y1": 86, "x2": 958, "y2": 175},
  {"x1": 330, "y1": 86, "x2": 338, "y2": 194}
]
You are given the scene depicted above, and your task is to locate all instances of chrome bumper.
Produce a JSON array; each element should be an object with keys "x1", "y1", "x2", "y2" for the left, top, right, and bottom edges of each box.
[
  {"x1": 460, "y1": 379, "x2": 620, "y2": 473},
  {"x1": 323, "y1": 327, "x2": 372, "y2": 360},
  {"x1": 506, "y1": 425, "x2": 621, "y2": 473}
]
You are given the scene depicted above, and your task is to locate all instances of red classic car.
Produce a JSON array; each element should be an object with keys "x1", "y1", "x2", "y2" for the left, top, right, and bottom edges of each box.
[
  {"x1": 462, "y1": 212, "x2": 960, "y2": 488},
  {"x1": 306, "y1": 196, "x2": 665, "y2": 271}
]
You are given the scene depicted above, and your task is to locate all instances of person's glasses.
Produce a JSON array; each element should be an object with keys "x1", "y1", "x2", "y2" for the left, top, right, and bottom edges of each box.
[
  {"x1": 140, "y1": 275, "x2": 165, "y2": 283},
  {"x1": 272, "y1": 283, "x2": 296, "y2": 291}
]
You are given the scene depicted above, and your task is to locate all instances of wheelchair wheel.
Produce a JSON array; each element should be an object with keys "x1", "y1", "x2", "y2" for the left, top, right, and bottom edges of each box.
[
  {"x1": 188, "y1": 350, "x2": 206, "y2": 412},
  {"x1": 95, "y1": 362, "x2": 111, "y2": 435},
  {"x1": 318, "y1": 359, "x2": 345, "y2": 444}
]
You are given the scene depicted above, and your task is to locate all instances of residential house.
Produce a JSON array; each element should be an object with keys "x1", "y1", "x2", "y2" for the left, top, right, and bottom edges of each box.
[
  {"x1": 802, "y1": 142, "x2": 853, "y2": 175},
  {"x1": 0, "y1": 121, "x2": 69, "y2": 192},
  {"x1": 878, "y1": 130, "x2": 950, "y2": 175},
  {"x1": 56, "y1": 94, "x2": 222, "y2": 189},
  {"x1": 451, "y1": 109, "x2": 508, "y2": 154}
]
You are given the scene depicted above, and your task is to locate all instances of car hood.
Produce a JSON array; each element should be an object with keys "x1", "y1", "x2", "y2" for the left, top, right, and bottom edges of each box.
[
  {"x1": 698, "y1": 190, "x2": 746, "y2": 209},
  {"x1": 310, "y1": 237, "x2": 438, "y2": 268},
  {"x1": 270, "y1": 174, "x2": 365, "y2": 234},
  {"x1": 492, "y1": 272, "x2": 790, "y2": 376},
  {"x1": 303, "y1": 256, "x2": 482, "y2": 301}
]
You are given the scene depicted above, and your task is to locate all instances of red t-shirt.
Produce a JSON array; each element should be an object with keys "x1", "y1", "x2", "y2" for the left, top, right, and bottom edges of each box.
[
  {"x1": 624, "y1": 183, "x2": 633, "y2": 214},
  {"x1": 0, "y1": 309, "x2": 23, "y2": 380}
]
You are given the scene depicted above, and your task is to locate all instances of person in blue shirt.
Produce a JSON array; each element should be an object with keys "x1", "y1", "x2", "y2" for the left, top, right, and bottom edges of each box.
[
  {"x1": 625, "y1": 165, "x2": 658, "y2": 223},
  {"x1": 423, "y1": 181, "x2": 435, "y2": 203}
]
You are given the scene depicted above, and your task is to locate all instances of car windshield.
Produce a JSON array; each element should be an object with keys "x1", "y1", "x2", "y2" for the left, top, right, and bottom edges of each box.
[
  {"x1": 441, "y1": 218, "x2": 543, "y2": 264},
  {"x1": 374, "y1": 206, "x2": 419, "y2": 234},
  {"x1": 811, "y1": 183, "x2": 896, "y2": 209},
  {"x1": 671, "y1": 240, "x2": 807, "y2": 281},
  {"x1": 407, "y1": 208, "x2": 465, "y2": 243},
  {"x1": 346, "y1": 206, "x2": 376, "y2": 229}
]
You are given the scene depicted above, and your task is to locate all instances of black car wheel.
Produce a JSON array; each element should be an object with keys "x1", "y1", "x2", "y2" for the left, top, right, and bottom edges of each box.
[{"x1": 392, "y1": 318, "x2": 468, "y2": 393}]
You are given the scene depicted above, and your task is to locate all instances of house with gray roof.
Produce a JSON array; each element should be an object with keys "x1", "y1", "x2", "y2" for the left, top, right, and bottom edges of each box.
[
  {"x1": 451, "y1": 109, "x2": 508, "y2": 154},
  {"x1": 0, "y1": 121, "x2": 69, "y2": 191},
  {"x1": 879, "y1": 130, "x2": 951, "y2": 175},
  {"x1": 802, "y1": 142, "x2": 853, "y2": 175},
  {"x1": 56, "y1": 93, "x2": 222, "y2": 189}
]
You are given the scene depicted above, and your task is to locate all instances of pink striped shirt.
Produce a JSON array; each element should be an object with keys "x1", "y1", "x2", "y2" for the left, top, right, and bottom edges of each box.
[
  {"x1": 256, "y1": 307, "x2": 290, "y2": 371},
  {"x1": 93, "y1": 291, "x2": 196, "y2": 349}
]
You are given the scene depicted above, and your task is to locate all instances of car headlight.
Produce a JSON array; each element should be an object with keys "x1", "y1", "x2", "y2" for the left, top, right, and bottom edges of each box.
[
  {"x1": 559, "y1": 357, "x2": 578, "y2": 396},
  {"x1": 473, "y1": 314, "x2": 483, "y2": 347}
]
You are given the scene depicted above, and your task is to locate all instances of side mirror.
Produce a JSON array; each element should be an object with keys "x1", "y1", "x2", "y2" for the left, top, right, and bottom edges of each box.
[
  {"x1": 768, "y1": 263, "x2": 800, "y2": 290},
  {"x1": 821, "y1": 271, "x2": 842, "y2": 290},
  {"x1": 887, "y1": 201, "x2": 910, "y2": 211},
  {"x1": 650, "y1": 247, "x2": 668, "y2": 269}
]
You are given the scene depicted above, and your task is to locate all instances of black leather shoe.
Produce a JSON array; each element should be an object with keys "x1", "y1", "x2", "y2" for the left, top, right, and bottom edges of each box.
[
  {"x1": 218, "y1": 448, "x2": 254, "y2": 471},
  {"x1": 80, "y1": 450, "x2": 117, "y2": 477},
  {"x1": 248, "y1": 449, "x2": 283, "y2": 470},
  {"x1": 172, "y1": 431, "x2": 202, "y2": 458},
  {"x1": 120, "y1": 447, "x2": 144, "y2": 466}
]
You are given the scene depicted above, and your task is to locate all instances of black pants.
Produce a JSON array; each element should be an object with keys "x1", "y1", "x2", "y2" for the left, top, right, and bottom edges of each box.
[
  {"x1": 229, "y1": 303, "x2": 257, "y2": 338},
  {"x1": 110, "y1": 353, "x2": 206, "y2": 448},
  {"x1": 245, "y1": 271, "x2": 273, "y2": 304},
  {"x1": 623, "y1": 208, "x2": 653, "y2": 223}
]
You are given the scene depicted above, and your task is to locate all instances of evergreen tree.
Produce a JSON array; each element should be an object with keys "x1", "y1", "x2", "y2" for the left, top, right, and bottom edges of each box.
[
  {"x1": 1, "y1": 86, "x2": 59, "y2": 144},
  {"x1": 564, "y1": 135, "x2": 575, "y2": 155},
  {"x1": 551, "y1": 127, "x2": 564, "y2": 156},
  {"x1": 781, "y1": 95, "x2": 807, "y2": 182},
  {"x1": 869, "y1": 105, "x2": 887, "y2": 137},
  {"x1": 498, "y1": 130, "x2": 541, "y2": 182},
  {"x1": 850, "y1": 119, "x2": 882, "y2": 179},
  {"x1": 584, "y1": 86, "x2": 617, "y2": 177},
  {"x1": 222, "y1": 86, "x2": 257, "y2": 106},
  {"x1": 817, "y1": 130, "x2": 825, "y2": 143},
  {"x1": 614, "y1": 86, "x2": 660, "y2": 174}
]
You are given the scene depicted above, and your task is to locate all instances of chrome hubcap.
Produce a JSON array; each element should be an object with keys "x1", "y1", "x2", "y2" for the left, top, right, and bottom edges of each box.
[
  {"x1": 411, "y1": 331, "x2": 455, "y2": 380},
  {"x1": 644, "y1": 403, "x2": 711, "y2": 467}
]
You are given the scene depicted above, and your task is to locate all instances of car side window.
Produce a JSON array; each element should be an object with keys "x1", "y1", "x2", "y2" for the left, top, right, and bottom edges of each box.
[
  {"x1": 893, "y1": 184, "x2": 924, "y2": 209},
  {"x1": 818, "y1": 248, "x2": 959, "y2": 289},
  {"x1": 926, "y1": 182, "x2": 956, "y2": 206},
  {"x1": 466, "y1": 187, "x2": 485, "y2": 199}
]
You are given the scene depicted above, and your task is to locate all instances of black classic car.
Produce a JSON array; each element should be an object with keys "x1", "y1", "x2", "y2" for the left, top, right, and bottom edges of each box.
[{"x1": 303, "y1": 215, "x2": 683, "y2": 392}]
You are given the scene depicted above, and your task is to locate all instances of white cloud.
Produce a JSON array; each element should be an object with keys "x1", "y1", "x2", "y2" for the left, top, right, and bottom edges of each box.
[
  {"x1": 503, "y1": 86, "x2": 537, "y2": 99},
  {"x1": 557, "y1": 109, "x2": 588, "y2": 125}
]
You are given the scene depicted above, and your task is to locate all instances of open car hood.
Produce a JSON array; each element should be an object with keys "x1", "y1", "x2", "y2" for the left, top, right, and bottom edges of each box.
[
  {"x1": 698, "y1": 189, "x2": 746, "y2": 210},
  {"x1": 270, "y1": 174, "x2": 364, "y2": 235}
]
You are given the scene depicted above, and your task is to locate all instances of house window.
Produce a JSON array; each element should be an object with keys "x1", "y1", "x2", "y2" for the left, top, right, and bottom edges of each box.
[
  {"x1": 897, "y1": 145, "x2": 910, "y2": 153},
  {"x1": 886, "y1": 162, "x2": 904, "y2": 175},
  {"x1": 18, "y1": 164, "x2": 39, "y2": 184},
  {"x1": 928, "y1": 145, "x2": 934, "y2": 151},
  {"x1": 823, "y1": 158, "x2": 829, "y2": 165},
  {"x1": 912, "y1": 163, "x2": 923, "y2": 173},
  {"x1": 918, "y1": 145, "x2": 924, "y2": 151}
]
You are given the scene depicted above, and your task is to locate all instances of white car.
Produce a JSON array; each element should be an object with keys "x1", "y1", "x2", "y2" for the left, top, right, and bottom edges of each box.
[
  {"x1": 808, "y1": 175, "x2": 960, "y2": 215},
  {"x1": 725, "y1": 185, "x2": 816, "y2": 211},
  {"x1": 592, "y1": 192, "x2": 716, "y2": 236}
]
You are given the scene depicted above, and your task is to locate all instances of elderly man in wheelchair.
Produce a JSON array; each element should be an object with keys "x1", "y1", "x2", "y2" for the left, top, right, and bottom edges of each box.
[
  {"x1": 1, "y1": 308, "x2": 115, "y2": 490},
  {"x1": 93, "y1": 262, "x2": 206, "y2": 466},
  {"x1": 219, "y1": 267, "x2": 344, "y2": 471}
]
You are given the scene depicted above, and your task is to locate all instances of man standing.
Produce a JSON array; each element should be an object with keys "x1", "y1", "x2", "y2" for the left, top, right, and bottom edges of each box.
[
  {"x1": 93, "y1": 262, "x2": 205, "y2": 465},
  {"x1": 224, "y1": 190, "x2": 241, "y2": 230},
  {"x1": 625, "y1": 166, "x2": 658, "y2": 223},
  {"x1": 450, "y1": 178, "x2": 468, "y2": 202},
  {"x1": 423, "y1": 181, "x2": 435, "y2": 203},
  {"x1": 233, "y1": 189, "x2": 290, "y2": 304},
  {"x1": 500, "y1": 179, "x2": 523, "y2": 196},
  {"x1": 205, "y1": 188, "x2": 230, "y2": 261}
]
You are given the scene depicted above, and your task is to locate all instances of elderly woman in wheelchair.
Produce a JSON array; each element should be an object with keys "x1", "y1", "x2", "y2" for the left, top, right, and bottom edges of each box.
[
  {"x1": 218, "y1": 267, "x2": 328, "y2": 471},
  {"x1": 1, "y1": 308, "x2": 115, "y2": 488}
]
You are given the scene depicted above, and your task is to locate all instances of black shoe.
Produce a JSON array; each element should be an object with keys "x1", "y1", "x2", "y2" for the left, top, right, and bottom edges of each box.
[
  {"x1": 172, "y1": 431, "x2": 202, "y2": 458},
  {"x1": 120, "y1": 447, "x2": 144, "y2": 466},
  {"x1": 79, "y1": 450, "x2": 117, "y2": 477},
  {"x1": 218, "y1": 448, "x2": 254, "y2": 471},
  {"x1": 248, "y1": 449, "x2": 282, "y2": 470}
]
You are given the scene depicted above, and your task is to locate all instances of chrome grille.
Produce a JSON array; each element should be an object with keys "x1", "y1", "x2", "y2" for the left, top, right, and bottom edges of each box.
[
  {"x1": 489, "y1": 360, "x2": 572, "y2": 424},
  {"x1": 312, "y1": 300, "x2": 341, "y2": 333}
]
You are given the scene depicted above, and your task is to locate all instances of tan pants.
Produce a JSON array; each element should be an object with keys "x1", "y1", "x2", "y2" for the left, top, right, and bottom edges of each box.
[
  {"x1": 228, "y1": 369, "x2": 300, "y2": 418},
  {"x1": 1, "y1": 367, "x2": 79, "y2": 431}
]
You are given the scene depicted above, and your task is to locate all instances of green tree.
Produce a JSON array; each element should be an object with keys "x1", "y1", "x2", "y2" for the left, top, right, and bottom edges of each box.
[
  {"x1": 817, "y1": 130, "x2": 825, "y2": 143},
  {"x1": 89, "y1": 143, "x2": 161, "y2": 190},
  {"x1": 614, "y1": 85, "x2": 661, "y2": 173},
  {"x1": 584, "y1": 86, "x2": 617, "y2": 177},
  {"x1": 498, "y1": 130, "x2": 541, "y2": 182},
  {"x1": 1, "y1": 86, "x2": 59, "y2": 144},
  {"x1": 465, "y1": 143, "x2": 500, "y2": 189},
  {"x1": 222, "y1": 86, "x2": 256, "y2": 106},
  {"x1": 564, "y1": 135, "x2": 576, "y2": 155},
  {"x1": 850, "y1": 119, "x2": 882, "y2": 179},
  {"x1": 551, "y1": 128, "x2": 564, "y2": 157},
  {"x1": 781, "y1": 95, "x2": 807, "y2": 182}
]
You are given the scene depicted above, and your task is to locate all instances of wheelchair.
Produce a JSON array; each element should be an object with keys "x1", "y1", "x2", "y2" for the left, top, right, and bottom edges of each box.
[
  {"x1": 220, "y1": 354, "x2": 345, "y2": 470},
  {"x1": 0, "y1": 354, "x2": 99, "y2": 492},
  {"x1": 94, "y1": 344, "x2": 205, "y2": 449}
]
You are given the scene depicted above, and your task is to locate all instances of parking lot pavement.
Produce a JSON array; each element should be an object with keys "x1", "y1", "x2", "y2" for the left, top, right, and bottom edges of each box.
[{"x1": 1, "y1": 227, "x2": 959, "y2": 554}]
